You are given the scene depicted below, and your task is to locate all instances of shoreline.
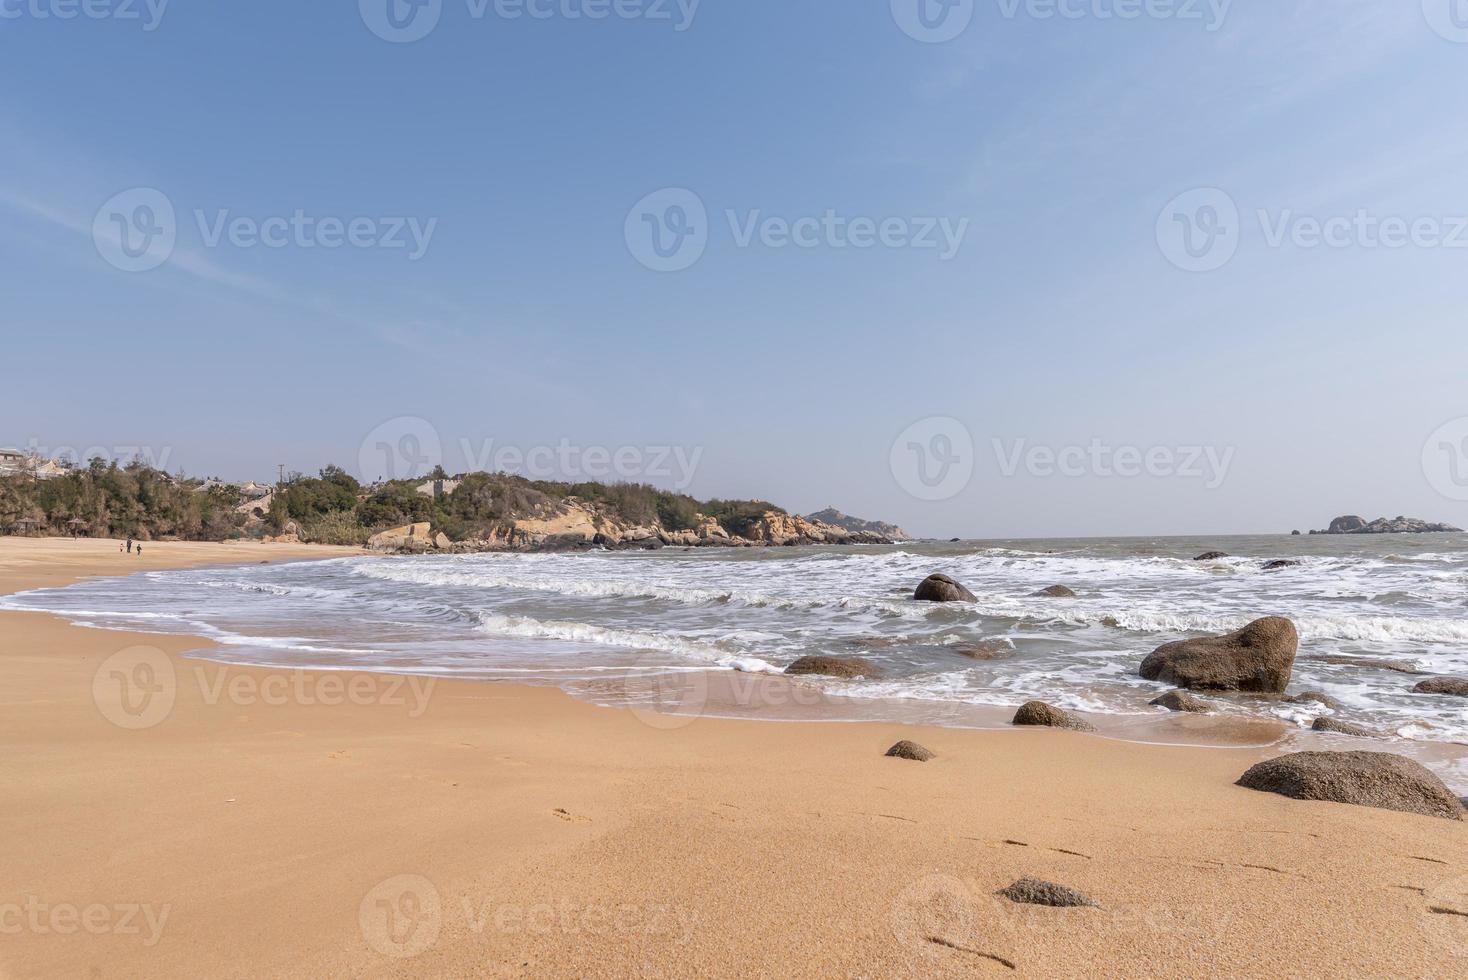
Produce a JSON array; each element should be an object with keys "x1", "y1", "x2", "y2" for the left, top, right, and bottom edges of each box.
[{"x1": 3, "y1": 537, "x2": 1466, "y2": 976}]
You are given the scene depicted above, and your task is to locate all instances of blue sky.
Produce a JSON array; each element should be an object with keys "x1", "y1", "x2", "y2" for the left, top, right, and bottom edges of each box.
[{"x1": 4, "y1": 0, "x2": 1468, "y2": 537}]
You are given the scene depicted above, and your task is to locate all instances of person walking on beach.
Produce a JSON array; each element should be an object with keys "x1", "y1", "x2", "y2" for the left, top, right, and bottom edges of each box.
[
  {"x1": 135, "y1": 544, "x2": 142, "y2": 557},
  {"x1": 126, "y1": 537, "x2": 133, "y2": 554}
]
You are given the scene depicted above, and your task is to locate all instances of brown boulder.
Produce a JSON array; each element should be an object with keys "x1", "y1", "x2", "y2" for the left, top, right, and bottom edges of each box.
[
  {"x1": 1150, "y1": 690, "x2": 1210, "y2": 713},
  {"x1": 1237, "y1": 751, "x2": 1464, "y2": 821},
  {"x1": 1139, "y1": 617, "x2": 1297, "y2": 693},
  {"x1": 884, "y1": 740, "x2": 934, "y2": 762},
  {"x1": 914, "y1": 573, "x2": 976, "y2": 603},
  {"x1": 784, "y1": 656, "x2": 881, "y2": 679},
  {"x1": 1032, "y1": 585, "x2": 1077, "y2": 598},
  {"x1": 996, "y1": 878, "x2": 1097, "y2": 908},
  {"x1": 1414, "y1": 678, "x2": 1468, "y2": 697},
  {"x1": 1310, "y1": 717, "x2": 1379, "y2": 738},
  {"x1": 1012, "y1": 700, "x2": 1095, "y2": 732}
]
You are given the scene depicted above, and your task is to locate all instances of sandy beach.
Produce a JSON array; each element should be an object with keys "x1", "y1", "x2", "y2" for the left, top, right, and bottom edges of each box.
[{"x1": 2, "y1": 538, "x2": 1466, "y2": 978}]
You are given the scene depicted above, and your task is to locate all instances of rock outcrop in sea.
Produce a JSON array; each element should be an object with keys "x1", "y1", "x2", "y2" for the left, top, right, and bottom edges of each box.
[{"x1": 1310, "y1": 515, "x2": 1462, "y2": 535}]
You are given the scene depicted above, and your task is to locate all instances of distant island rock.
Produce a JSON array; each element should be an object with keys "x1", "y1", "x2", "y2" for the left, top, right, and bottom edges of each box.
[
  {"x1": 1309, "y1": 515, "x2": 1462, "y2": 535},
  {"x1": 804, "y1": 507, "x2": 910, "y2": 541}
]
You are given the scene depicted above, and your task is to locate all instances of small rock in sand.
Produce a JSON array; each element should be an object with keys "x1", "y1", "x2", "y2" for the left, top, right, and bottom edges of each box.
[
  {"x1": 1032, "y1": 585, "x2": 1077, "y2": 598},
  {"x1": 996, "y1": 878, "x2": 1098, "y2": 908},
  {"x1": 884, "y1": 740, "x2": 934, "y2": 762},
  {"x1": 1310, "y1": 717, "x2": 1380, "y2": 738},
  {"x1": 1012, "y1": 700, "x2": 1095, "y2": 732},
  {"x1": 914, "y1": 573, "x2": 976, "y2": 603},
  {"x1": 784, "y1": 656, "x2": 882, "y2": 680},
  {"x1": 1237, "y1": 751, "x2": 1464, "y2": 821},
  {"x1": 1150, "y1": 690, "x2": 1210, "y2": 713},
  {"x1": 1413, "y1": 677, "x2": 1468, "y2": 697}
]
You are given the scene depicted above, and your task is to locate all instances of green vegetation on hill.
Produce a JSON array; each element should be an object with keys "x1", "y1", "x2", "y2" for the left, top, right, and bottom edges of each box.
[{"x1": 0, "y1": 459, "x2": 786, "y2": 544}]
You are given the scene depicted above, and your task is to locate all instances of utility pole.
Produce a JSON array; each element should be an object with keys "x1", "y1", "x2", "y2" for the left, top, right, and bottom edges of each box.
[{"x1": 277, "y1": 463, "x2": 285, "y2": 487}]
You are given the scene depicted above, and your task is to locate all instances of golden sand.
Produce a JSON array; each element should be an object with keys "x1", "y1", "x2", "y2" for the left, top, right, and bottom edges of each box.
[{"x1": 1, "y1": 538, "x2": 1464, "y2": 977}]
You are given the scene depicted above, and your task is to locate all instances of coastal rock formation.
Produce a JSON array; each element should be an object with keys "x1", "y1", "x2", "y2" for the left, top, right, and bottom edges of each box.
[
  {"x1": 784, "y1": 656, "x2": 881, "y2": 679},
  {"x1": 1139, "y1": 617, "x2": 1297, "y2": 693},
  {"x1": 1237, "y1": 751, "x2": 1464, "y2": 821},
  {"x1": 1311, "y1": 718, "x2": 1379, "y2": 738},
  {"x1": 996, "y1": 879, "x2": 1098, "y2": 908},
  {"x1": 1263, "y1": 559, "x2": 1301, "y2": 571},
  {"x1": 914, "y1": 574, "x2": 976, "y2": 603},
  {"x1": 367, "y1": 522, "x2": 436, "y2": 553},
  {"x1": 884, "y1": 740, "x2": 934, "y2": 762},
  {"x1": 1012, "y1": 700, "x2": 1095, "y2": 732},
  {"x1": 1194, "y1": 551, "x2": 1229, "y2": 561},
  {"x1": 805, "y1": 508, "x2": 910, "y2": 541},
  {"x1": 1311, "y1": 515, "x2": 1462, "y2": 535},
  {"x1": 1413, "y1": 678, "x2": 1468, "y2": 697},
  {"x1": 1032, "y1": 585, "x2": 1077, "y2": 598},
  {"x1": 1150, "y1": 690, "x2": 1210, "y2": 713}
]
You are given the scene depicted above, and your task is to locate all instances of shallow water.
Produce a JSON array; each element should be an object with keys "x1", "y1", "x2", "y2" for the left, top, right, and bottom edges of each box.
[{"x1": 7, "y1": 533, "x2": 1468, "y2": 788}]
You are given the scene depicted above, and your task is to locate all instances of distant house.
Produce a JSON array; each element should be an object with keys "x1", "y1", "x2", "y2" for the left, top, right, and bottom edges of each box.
[
  {"x1": 240, "y1": 481, "x2": 272, "y2": 500},
  {"x1": 0, "y1": 448, "x2": 28, "y2": 476},
  {"x1": 0, "y1": 449, "x2": 72, "y2": 480},
  {"x1": 415, "y1": 478, "x2": 460, "y2": 499}
]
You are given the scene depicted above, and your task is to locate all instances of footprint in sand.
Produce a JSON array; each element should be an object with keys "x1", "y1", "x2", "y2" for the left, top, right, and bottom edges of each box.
[{"x1": 553, "y1": 808, "x2": 591, "y2": 823}]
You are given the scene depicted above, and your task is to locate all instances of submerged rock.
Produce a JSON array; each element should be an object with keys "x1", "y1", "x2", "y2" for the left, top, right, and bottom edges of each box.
[
  {"x1": 1150, "y1": 690, "x2": 1210, "y2": 713},
  {"x1": 1286, "y1": 690, "x2": 1341, "y2": 709},
  {"x1": 884, "y1": 740, "x2": 934, "y2": 762},
  {"x1": 1310, "y1": 717, "x2": 1379, "y2": 738},
  {"x1": 1263, "y1": 559, "x2": 1301, "y2": 571},
  {"x1": 996, "y1": 878, "x2": 1098, "y2": 908},
  {"x1": 1032, "y1": 585, "x2": 1077, "y2": 598},
  {"x1": 1237, "y1": 751, "x2": 1464, "y2": 821},
  {"x1": 1194, "y1": 551, "x2": 1229, "y2": 561},
  {"x1": 784, "y1": 656, "x2": 881, "y2": 679},
  {"x1": 1012, "y1": 700, "x2": 1095, "y2": 732},
  {"x1": 1139, "y1": 617, "x2": 1297, "y2": 693},
  {"x1": 914, "y1": 574, "x2": 976, "y2": 603},
  {"x1": 1413, "y1": 678, "x2": 1468, "y2": 697},
  {"x1": 952, "y1": 639, "x2": 1013, "y2": 661},
  {"x1": 1312, "y1": 654, "x2": 1423, "y2": 675}
]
